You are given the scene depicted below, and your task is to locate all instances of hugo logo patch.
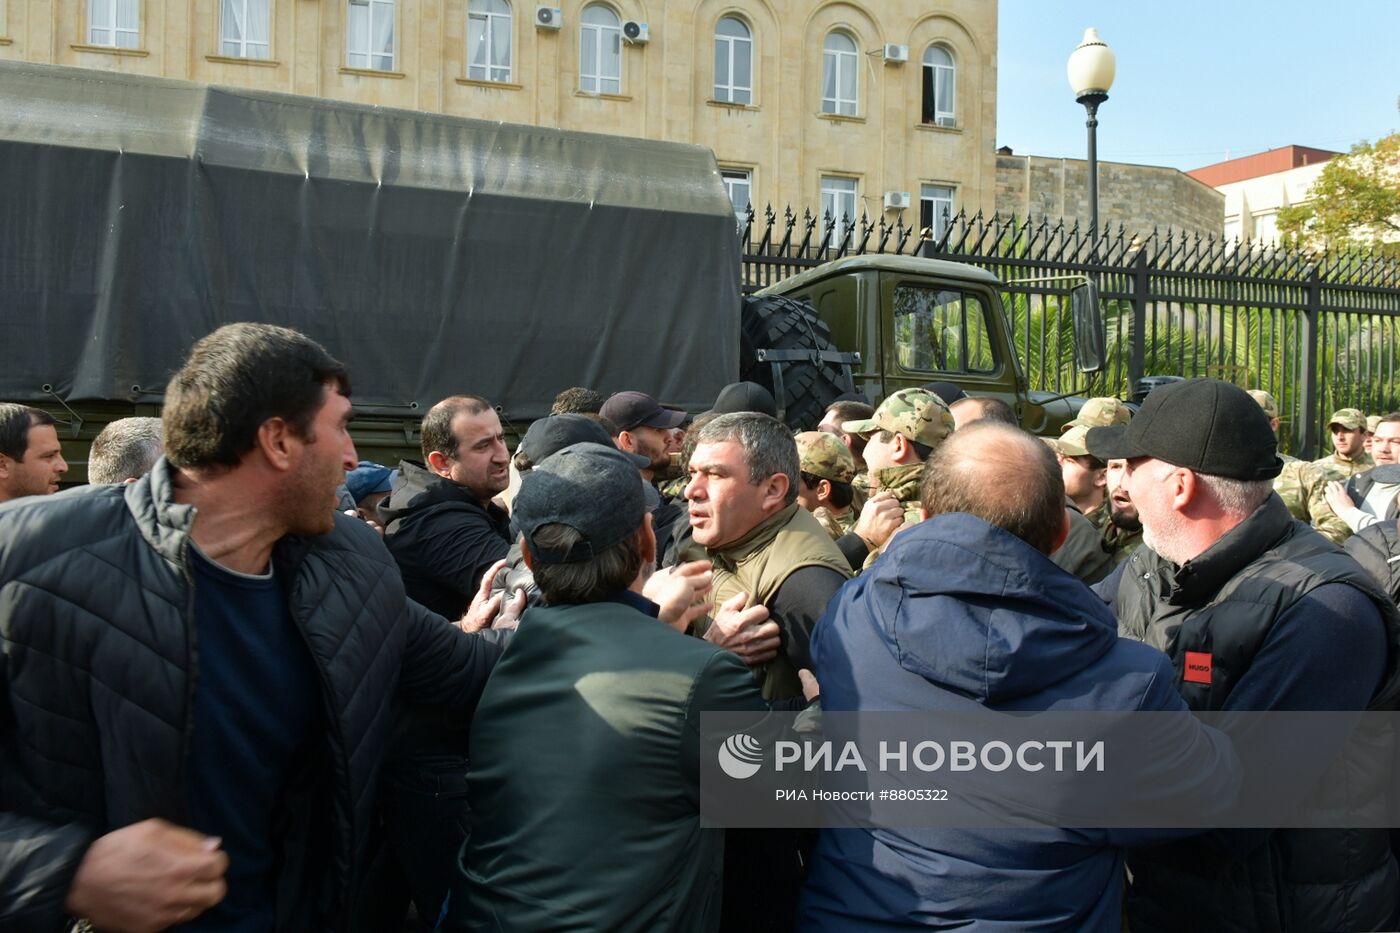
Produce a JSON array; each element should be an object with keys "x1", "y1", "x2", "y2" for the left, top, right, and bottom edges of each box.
[{"x1": 1183, "y1": 651, "x2": 1213, "y2": 685}]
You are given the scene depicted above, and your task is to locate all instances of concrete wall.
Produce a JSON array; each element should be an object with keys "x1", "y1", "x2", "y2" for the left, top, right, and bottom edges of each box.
[
  {"x1": 0, "y1": 0, "x2": 999, "y2": 223},
  {"x1": 995, "y1": 153, "x2": 1223, "y2": 239}
]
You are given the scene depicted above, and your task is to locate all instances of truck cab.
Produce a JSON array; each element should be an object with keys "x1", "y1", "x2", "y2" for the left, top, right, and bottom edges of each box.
[{"x1": 756, "y1": 254, "x2": 1082, "y2": 434}]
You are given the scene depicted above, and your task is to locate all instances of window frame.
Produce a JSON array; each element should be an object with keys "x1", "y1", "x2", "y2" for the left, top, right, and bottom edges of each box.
[
  {"x1": 921, "y1": 44, "x2": 955, "y2": 127},
  {"x1": 346, "y1": 0, "x2": 396, "y2": 71},
  {"x1": 721, "y1": 168, "x2": 753, "y2": 222},
  {"x1": 920, "y1": 184, "x2": 955, "y2": 243},
  {"x1": 821, "y1": 30, "x2": 858, "y2": 116},
  {"x1": 579, "y1": 3, "x2": 622, "y2": 95},
  {"x1": 820, "y1": 174, "x2": 858, "y2": 241},
  {"x1": 467, "y1": 0, "x2": 512, "y2": 82},
  {"x1": 220, "y1": 0, "x2": 271, "y2": 59},
  {"x1": 891, "y1": 283, "x2": 998, "y2": 375},
  {"x1": 89, "y1": 0, "x2": 140, "y2": 48},
  {"x1": 713, "y1": 16, "x2": 752, "y2": 105}
]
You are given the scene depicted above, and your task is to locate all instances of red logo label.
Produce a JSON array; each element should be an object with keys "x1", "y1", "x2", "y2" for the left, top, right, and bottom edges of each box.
[{"x1": 1183, "y1": 651, "x2": 1213, "y2": 685}]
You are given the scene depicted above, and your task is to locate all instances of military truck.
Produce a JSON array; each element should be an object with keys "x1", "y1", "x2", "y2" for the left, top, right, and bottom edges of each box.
[{"x1": 0, "y1": 61, "x2": 1098, "y2": 480}]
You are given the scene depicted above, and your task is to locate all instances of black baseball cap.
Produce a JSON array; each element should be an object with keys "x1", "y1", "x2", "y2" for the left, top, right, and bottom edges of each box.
[
  {"x1": 712, "y1": 381, "x2": 778, "y2": 418},
  {"x1": 514, "y1": 443, "x2": 649, "y2": 565},
  {"x1": 600, "y1": 391, "x2": 687, "y2": 432},
  {"x1": 521, "y1": 414, "x2": 649, "y2": 469},
  {"x1": 921, "y1": 380, "x2": 968, "y2": 405},
  {"x1": 1084, "y1": 379, "x2": 1283, "y2": 481}
]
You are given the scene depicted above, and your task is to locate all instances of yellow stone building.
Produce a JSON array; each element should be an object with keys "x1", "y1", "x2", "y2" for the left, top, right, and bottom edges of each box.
[{"x1": 0, "y1": 0, "x2": 997, "y2": 229}]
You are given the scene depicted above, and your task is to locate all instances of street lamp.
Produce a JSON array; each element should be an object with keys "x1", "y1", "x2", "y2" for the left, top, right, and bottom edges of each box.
[{"x1": 1067, "y1": 28, "x2": 1115, "y2": 252}]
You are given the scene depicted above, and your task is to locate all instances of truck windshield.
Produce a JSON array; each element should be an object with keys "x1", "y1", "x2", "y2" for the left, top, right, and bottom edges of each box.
[{"x1": 893, "y1": 284, "x2": 996, "y2": 374}]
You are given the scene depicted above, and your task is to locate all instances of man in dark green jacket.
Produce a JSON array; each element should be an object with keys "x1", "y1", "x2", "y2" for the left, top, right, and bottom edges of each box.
[{"x1": 455, "y1": 442, "x2": 813, "y2": 932}]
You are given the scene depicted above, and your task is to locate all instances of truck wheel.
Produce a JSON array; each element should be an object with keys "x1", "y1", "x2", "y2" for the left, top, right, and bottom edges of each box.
[{"x1": 739, "y1": 295, "x2": 852, "y2": 430}]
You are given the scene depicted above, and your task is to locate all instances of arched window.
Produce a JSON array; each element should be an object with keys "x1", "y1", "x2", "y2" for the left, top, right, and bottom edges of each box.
[
  {"x1": 821, "y1": 31, "x2": 857, "y2": 115},
  {"x1": 922, "y1": 44, "x2": 955, "y2": 127},
  {"x1": 468, "y1": 0, "x2": 512, "y2": 82},
  {"x1": 714, "y1": 16, "x2": 752, "y2": 104},
  {"x1": 580, "y1": 4, "x2": 621, "y2": 94}
]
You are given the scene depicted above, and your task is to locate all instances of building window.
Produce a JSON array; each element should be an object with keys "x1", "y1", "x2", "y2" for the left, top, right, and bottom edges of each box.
[
  {"x1": 467, "y1": 0, "x2": 511, "y2": 82},
  {"x1": 722, "y1": 169, "x2": 752, "y2": 221},
  {"x1": 580, "y1": 4, "x2": 621, "y2": 94},
  {"x1": 221, "y1": 0, "x2": 270, "y2": 58},
  {"x1": 89, "y1": 0, "x2": 140, "y2": 48},
  {"x1": 821, "y1": 175, "x2": 858, "y2": 240},
  {"x1": 921, "y1": 45, "x2": 955, "y2": 127},
  {"x1": 920, "y1": 184, "x2": 955, "y2": 242},
  {"x1": 714, "y1": 16, "x2": 752, "y2": 104},
  {"x1": 821, "y1": 31, "x2": 857, "y2": 116},
  {"x1": 347, "y1": 0, "x2": 395, "y2": 70},
  {"x1": 1252, "y1": 212, "x2": 1279, "y2": 244}
]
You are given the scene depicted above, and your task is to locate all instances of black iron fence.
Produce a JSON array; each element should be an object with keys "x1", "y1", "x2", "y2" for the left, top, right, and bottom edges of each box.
[{"x1": 740, "y1": 205, "x2": 1400, "y2": 458}]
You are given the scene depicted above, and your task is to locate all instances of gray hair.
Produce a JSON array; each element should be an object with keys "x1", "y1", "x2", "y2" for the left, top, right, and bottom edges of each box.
[
  {"x1": 88, "y1": 417, "x2": 164, "y2": 484},
  {"x1": 1197, "y1": 473, "x2": 1273, "y2": 518},
  {"x1": 528, "y1": 524, "x2": 647, "y2": 605},
  {"x1": 693, "y1": 412, "x2": 798, "y2": 506}
]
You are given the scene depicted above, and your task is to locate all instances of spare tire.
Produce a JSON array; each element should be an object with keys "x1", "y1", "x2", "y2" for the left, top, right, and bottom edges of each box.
[{"x1": 739, "y1": 294, "x2": 854, "y2": 430}]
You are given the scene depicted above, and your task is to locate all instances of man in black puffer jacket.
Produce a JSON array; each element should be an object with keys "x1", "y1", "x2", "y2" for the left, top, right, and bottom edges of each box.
[
  {"x1": 1089, "y1": 379, "x2": 1400, "y2": 933},
  {"x1": 0, "y1": 324, "x2": 505, "y2": 932}
]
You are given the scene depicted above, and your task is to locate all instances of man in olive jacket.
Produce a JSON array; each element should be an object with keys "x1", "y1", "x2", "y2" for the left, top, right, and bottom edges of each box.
[
  {"x1": 0, "y1": 325, "x2": 505, "y2": 932},
  {"x1": 456, "y1": 443, "x2": 813, "y2": 932}
]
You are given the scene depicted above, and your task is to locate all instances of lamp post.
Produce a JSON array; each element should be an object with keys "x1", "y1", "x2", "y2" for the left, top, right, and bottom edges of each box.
[{"x1": 1067, "y1": 28, "x2": 1116, "y2": 253}]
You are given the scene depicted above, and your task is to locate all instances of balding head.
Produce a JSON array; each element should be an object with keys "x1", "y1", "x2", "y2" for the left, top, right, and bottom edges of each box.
[
  {"x1": 950, "y1": 396, "x2": 1017, "y2": 429},
  {"x1": 920, "y1": 422, "x2": 1068, "y2": 554}
]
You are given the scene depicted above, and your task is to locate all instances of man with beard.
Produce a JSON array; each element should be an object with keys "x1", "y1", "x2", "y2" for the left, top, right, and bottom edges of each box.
[
  {"x1": 601, "y1": 391, "x2": 686, "y2": 483},
  {"x1": 1325, "y1": 413, "x2": 1400, "y2": 534},
  {"x1": 0, "y1": 324, "x2": 504, "y2": 931},
  {"x1": 1101, "y1": 458, "x2": 1143, "y2": 562},
  {"x1": 1087, "y1": 378, "x2": 1400, "y2": 933},
  {"x1": 0, "y1": 404, "x2": 67, "y2": 502}
]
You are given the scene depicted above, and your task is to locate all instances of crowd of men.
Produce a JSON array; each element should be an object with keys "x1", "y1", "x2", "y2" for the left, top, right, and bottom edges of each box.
[{"x1": 4, "y1": 324, "x2": 1400, "y2": 931}]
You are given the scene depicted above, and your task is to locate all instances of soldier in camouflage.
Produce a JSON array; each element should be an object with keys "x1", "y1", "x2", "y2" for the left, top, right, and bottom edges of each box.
[
  {"x1": 1366, "y1": 414, "x2": 1383, "y2": 457},
  {"x1": 841, "y1": 388, "x2": 955, "y2": 566},
  {"x1": 1102, "y1": 458, "x2": 1144, "y2": 561},
  {"x1": 1064, "y1": 397, "x2": 1132, "y2": 432},
  {"x1": 1249, "y1": 390, "x2": 1350, "y2": 544},
  {"x1": 1048, "y1": 425, "x2": 1109, "y2": 531},
  {"x1": 793, "y1": 431, "x2": 859, "y2": 540},
  {"x1": 1311, "y1": 407, "x2": 1374, "y2": 482}
]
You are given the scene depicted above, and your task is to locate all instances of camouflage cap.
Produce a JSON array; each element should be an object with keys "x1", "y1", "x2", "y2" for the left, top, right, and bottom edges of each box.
[
  {"x1": 1328, "y1": 408, "x2": 1366, "y2": 430},
  {"x1": 794, "y1": 431, "x2": 856, "y2": 483},
  {"x1": 1247, "y1": 390, "x2": 1279, "y2": 420},
  {"x1": 1048, "y1": 424, "x2": 1094, "y2": 458},
  {"x1": 1065, "y1": 397, "x2": 1132, "y2": 431},
  {"x1": 841, "y1": 388, "x2": 955, "y2": 449},
  {"x1": 1368, "y1": 414, "x2": 1383, "y2": 434}
]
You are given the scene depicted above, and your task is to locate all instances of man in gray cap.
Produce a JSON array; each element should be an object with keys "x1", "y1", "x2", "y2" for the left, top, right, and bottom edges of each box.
[
  {"x1": 1086, "y1": 378, "x2": 1400, "y2": 933},
  {"x1": 456, "y1": 443, "x2": 815, "y2": 932}
]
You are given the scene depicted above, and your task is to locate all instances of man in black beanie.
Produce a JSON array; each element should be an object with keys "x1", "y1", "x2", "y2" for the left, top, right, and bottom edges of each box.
[{"x1": 1088, "y1": 378, "x2": 1400, "y2": 933}]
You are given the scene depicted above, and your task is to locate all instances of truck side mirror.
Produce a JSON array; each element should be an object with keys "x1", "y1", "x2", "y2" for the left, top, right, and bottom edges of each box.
[{"x1": 1071, "y1": 280, "x2": 1105, "y2": 374}]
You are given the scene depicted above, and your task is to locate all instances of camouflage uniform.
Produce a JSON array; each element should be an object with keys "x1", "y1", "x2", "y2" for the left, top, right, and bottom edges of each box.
[
  {"x1": 1101, "y1": 520, "x2": 1143, "y2": 562},
  {"x1": 1064, "y1": 397, "x2": 1132, "y2": 431},
  {"x1": 1311, "y1": 408, "x2": 1374, "y2": 482},
  {"x1": 1249, "y1": 391, "x2": 1352, "y2": 544},
  {"x1": 794, "y1": 431, "x2": 859, "y2": 542},
  {"x1": 840, "y1": 388, "x2": 954, "y2": 568}
]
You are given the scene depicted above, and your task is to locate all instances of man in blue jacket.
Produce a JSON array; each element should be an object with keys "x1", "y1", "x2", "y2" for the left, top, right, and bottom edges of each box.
[{"x1": 799, "y1": 421, "x2": 1238, "y2": 932}]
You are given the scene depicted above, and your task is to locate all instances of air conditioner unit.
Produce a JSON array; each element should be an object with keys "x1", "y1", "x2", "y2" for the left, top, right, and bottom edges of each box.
[
  {"x1": 623, "y1": 21, "x2": 650, "y2": 44},
  {"x1": 535, "y1": 6, "x2": 562, "y2": 29},
  {"x1": 883, "y1": 43, "x2": 908, "y2": 63},
  {"x1": 883, "y1": 190, "x2": 911, "y2": 210}
]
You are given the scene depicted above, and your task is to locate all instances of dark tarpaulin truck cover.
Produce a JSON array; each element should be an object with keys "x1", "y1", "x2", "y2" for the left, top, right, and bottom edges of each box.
[{"x1": 0, "y1": 61, "x2": 740, "y2": 420}]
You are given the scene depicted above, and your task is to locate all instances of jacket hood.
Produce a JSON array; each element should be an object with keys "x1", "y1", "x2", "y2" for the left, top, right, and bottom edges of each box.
[
  {"x1": 378, "y1": 460, "x2": 483, "y2": 525},
  {"x1": 854, "y1": 512, "x2": 1119, "y2": 702}
]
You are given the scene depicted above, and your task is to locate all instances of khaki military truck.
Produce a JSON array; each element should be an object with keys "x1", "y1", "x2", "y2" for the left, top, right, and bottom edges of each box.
[{"x1": 0, "y1": 61, "x2": 1099, "y2": 480}]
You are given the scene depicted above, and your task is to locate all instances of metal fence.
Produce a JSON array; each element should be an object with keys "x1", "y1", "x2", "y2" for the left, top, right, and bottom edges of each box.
[{"x1": 740, "y1": 205, "x2": 1400, "y2": 458}]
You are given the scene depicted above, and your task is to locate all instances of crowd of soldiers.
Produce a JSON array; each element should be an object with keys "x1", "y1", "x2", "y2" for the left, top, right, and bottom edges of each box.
[{"x1": 4, "y1": 322, "x2": 1400, "y2": 932}]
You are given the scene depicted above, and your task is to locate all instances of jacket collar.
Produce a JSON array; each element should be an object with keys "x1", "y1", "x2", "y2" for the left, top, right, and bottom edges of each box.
[
  {"x1": 872, "y1": 463, "x2": 923, "y2": 500},
  {"x1": 707, "y1": 502, "x2": 801, "y2": 571},
  {"x1": 1161, "y1": 493, "x2": 1295, "y2": 607}
]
